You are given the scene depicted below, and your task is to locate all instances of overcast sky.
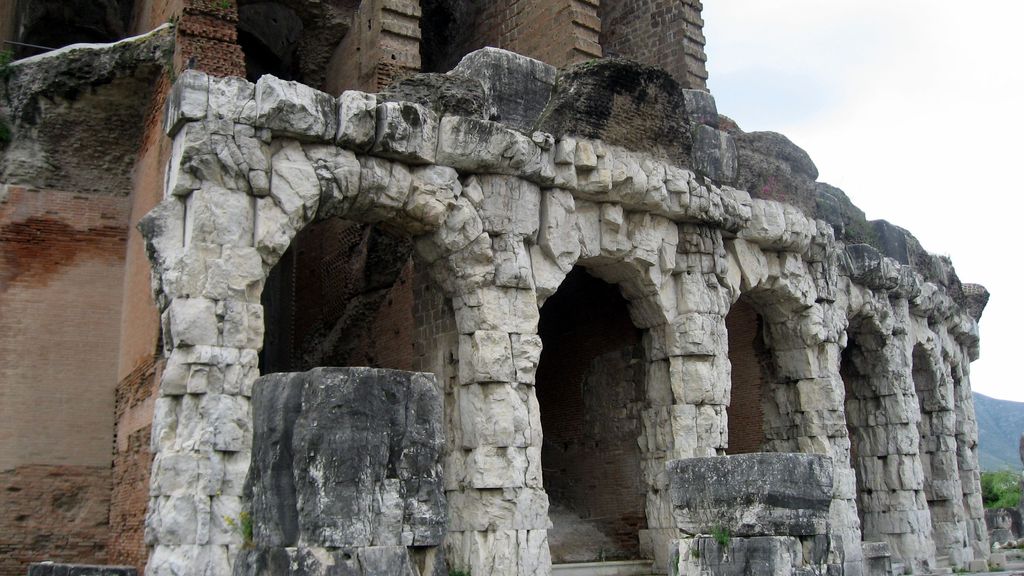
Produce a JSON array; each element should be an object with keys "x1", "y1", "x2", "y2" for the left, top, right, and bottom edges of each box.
[{"x1": 702, "y1": 1, "x2": 1024, "y2": 401}]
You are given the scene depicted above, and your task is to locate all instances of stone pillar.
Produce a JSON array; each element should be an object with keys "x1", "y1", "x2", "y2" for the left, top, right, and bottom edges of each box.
[
  {"x1": 325, "y1": 0, "x2": 423, "y2": 94},
  {"x1": 914, "y1": 346, "x2": 970, "y2": 567},
  {"x1": 843, "y1": 313, "x2": 937, "y2": 573},
  {"x1": 952, "y1": 361, "x2": 990, "y2": 560},
  {"x1": 445, "y1": 285, "x2": 552, "y2": 576}
]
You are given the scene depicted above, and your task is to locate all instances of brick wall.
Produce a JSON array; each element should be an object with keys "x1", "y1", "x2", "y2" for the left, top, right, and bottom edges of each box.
[
  {"x1": 107, "y1": 356, "x2": 159, "y2": 573},
  {"x1": 599, "y1": 0, "x2": 707, "y2": 89},
  {"x1": 0, "y1": 466, "x2": 113, "y2": 576},
  {"x1": 0, "y1": 187, "x2": 129, "y2": 576},
  {"x1": 325, "y1": 0, "x2": 422, "y2": 94},
  {"x1": 421, "y1": 0, "x2": 600, "y2": 74},
  {"x1": 725, "y1": 298, "x2": 768, "y2": 454},
  {"x1": 177, "y1": 0, "x2": 246, "y2": 78},
  {"x1": 536, "y1": 267, "x2": 647, "y2": 562}
]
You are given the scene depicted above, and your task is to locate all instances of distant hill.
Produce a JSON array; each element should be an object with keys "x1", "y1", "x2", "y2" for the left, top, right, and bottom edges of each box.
[{"x1": 973, "y1": 392, "x2": 1024, "y2": 471}]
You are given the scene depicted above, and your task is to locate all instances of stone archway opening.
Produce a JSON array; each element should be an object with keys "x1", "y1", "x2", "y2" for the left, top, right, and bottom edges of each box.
[
  {"x1": 841, "y1": 317, "x2": 935, "y2": 573},
  {"x1": 724, "y1": 297, "x2": 771, "y2": 455},
  {"x1": 536, "y1": 266, "x2": 649, "y2": 564},
  {"x1": 913, "y1": 344, "x2": 969, "y2": 568},
  {"x1": 259, "y1": 218, "x2": 417, "y2": 374}
]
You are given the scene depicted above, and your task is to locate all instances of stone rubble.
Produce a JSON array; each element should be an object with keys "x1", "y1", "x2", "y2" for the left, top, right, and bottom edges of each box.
[{"x1": 139, "y1": 49, "x2": 990, "y2": 576}]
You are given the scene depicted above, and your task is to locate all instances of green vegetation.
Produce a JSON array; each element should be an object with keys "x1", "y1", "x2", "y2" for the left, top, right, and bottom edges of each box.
[
  {"x1": 224, "y1": 511, "x2": 254, "y2": 547},
  {"x1": 981, "y1": 470, "x2": 1021, "y2": 509},
  {"x1": 0, "y1": 49, "x2": 13, "y2": 79},
  {"x1": 711, "y1": 524, "x2": 731, "y2": 549}
]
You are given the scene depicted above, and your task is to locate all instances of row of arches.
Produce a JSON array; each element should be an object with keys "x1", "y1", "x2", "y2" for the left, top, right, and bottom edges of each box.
[{"x1": 256, "y1": 213, "x2": 977, "y2": 570}]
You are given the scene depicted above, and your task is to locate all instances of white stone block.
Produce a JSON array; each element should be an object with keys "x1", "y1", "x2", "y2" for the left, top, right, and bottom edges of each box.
[
  {"x1": 337, "y1": 91, "x2": 377, "y2": 150},
  {"x1": 459, "y1": 331, "x2": 515, "y2": 384},
  {"x1": 254, "y1": 74, "x2": 337, "y2": 141},
  {"x1": 167, "y1": 298, "x2": 218, "y2": 347},
  {"x1": 372, "y1": 101, "x2": 438, "y2": 164}
]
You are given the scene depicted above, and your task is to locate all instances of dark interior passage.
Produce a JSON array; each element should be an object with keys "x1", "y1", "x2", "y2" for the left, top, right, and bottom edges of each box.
[
  {"x1": 259, "y1": 218, "x2": 416, "y2": 374},
  {"x1": 536, "y1": 267, "x2": 647, "y2": 563},
  {"x1": 725, "y1": 298, "x2": 769, "y2": 454}
]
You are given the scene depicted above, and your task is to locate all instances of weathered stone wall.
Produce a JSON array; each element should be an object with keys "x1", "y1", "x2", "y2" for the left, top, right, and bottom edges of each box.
[{"x1": 136, "y1": 52, "x2": 988, "y2": 575}]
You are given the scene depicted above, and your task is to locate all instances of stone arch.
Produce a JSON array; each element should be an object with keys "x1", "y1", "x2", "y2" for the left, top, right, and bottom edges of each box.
[
  {"x1": 841, "y1": 305, "x2": 936, "y2": 573},
  {"x1": 535, "y1": 266, "x2": 647, "y2": 564},
  {"x1": 912, "y1": 340, "x2": 970, "y2": 568}
]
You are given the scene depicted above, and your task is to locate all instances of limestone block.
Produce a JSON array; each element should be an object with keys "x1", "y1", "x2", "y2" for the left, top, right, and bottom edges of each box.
[
  {"x1": 668, "y1": 453, "x2": 834, "y2": 537},
  {"x1": 148, "y1": 544, "x2": 231, "y2": 576},
  {"x1": 219, "y1": 300, "x2": 264, "y2": 349},
  {"x1": 435, "y1": 116, "x2": 554, "y2": 184},
  {"x1": 510, "y1": 334, "x2": 542, "y2": 385},
  {"x1": 337, "y1": 90, "x2": 378, "y2": 151},
  {"x1": 640, "y1": 406, "x2": 676, "y2": 454},
  {"x1": 675, "y1": 355, "x2": 731, "y2": 406},
  {"x1": 253, "y1": 197, "x2": 297, "y2": 266},
  {"x1": 844, "y1": 244, "x2": 901, "y2": 291},
  {"x1": 675, "y1": 535, "x2": 809, "y2": 576},
  {"x1": 692, "y1": 124, "x2": 737, "y2": 184},
  {"x1": 209, "y1": 75, "x2": 257, "y2": 125},
  {"x1": 492, "y1": 234, "x2": 534, "y2": 289},
  {"x1": 352, "y1": 155, "x2": 413, "y2": 222},
  {"x1": 466, "y1": 447, "x2": 530, "y2": 489},
  {"x1": 166, "y1": 297, "x2": 218, "y2": 347},
  {"x1": 201, "y1": 393, "x2": 250, "y2": 452},
  {"x1": 406, "y1": 165, "x2": 460, "y2": 232},
  {"x1": 185, "y1": 184, "x2": 254, "y2": 247},
  {"x1": 270, "y1": 141, "x2": 320, "y2": 227},
  {"x1": 146, "y1": 493, "x2": 206, "y2": 545},
  {"x1": 434, "y1": 232, "x2": 496, "y2": 294},
  {"x1": 303, "y1": 144, "x2": 361, "y2": 219},
  {"x1": 450, "y1": 47, "x2": 557, "y2": 132},
  {"x1": 645, "y1": 360, "x2": 675, "y2": 407},
  {"x1": 575, "y1": 140, "x2": 598, "y2": 169},
  {"x1": 150, "y1": 452, "x2": 223, "y2": 497},
  {"x1": 454, "y1": 287, "x2": 540, "y2": 334},
  {"x1": 667, "y1": 312, "x2": 726, "y2": 357},
  {"x1": 528, "y1": 244, "x2": 568, "y2": 301},
  {"x1": 538, "y1": 189, "x2": 580, "y2": 271},
  {"x1": 151, "y1": 398, "x2": 179, "y2": 453},
  {"x1": 459, "y1": 331, "x2": 515, "y2": 384},
  {"x1": 254, "y1": 75, "x2": 337, "y2": 141},
  {"x1": 372, "y1": 101, "x2": 438, "y2": 164},
  {"x1": 248, "y1": 368, "x2": 445, "y2": 548},
  {"x1": 600, "y1": 203, "x2": 632, "y2": 257},
  {"x1": 459, "y1": 382, "x2": 531, "y2": 448},
  {"x1": 204, "y1": 246, "x2": 265, "y2": 302},
  {"x1": 210, "y1": 495, "x2": 242, "y2": 545},
  {"x1": 447, "y1": 489, "x2": 547, "y2": 532},
  {"x1": 465, "y1": 175, "x2": 541, "y2": 239},
  {"x1": 415, "y1": 197, "x2": 483, "y2": 263},
  {"x1": 166, "y1": 70, "x2": 210, "y2": 136}
]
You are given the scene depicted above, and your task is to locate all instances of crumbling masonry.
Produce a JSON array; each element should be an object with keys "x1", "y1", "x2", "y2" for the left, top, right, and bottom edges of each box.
[{"x1": 0, "y1": 1, "x2": 990, "y2": 575}]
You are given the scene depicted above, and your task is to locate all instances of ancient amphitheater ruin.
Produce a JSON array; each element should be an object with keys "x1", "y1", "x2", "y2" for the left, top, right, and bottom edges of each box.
[{"x1": 0, "y1": 1, "x2": 992, "y2": 575}]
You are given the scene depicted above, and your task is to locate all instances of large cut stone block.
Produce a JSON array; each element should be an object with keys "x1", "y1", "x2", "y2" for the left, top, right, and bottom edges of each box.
[
  {"x1": 246, "y1": 368, "x2": 447, "y2": 550},
  {"x1": 668, "y1": 453, "x2": 834, "y2": 537},
  {"x1": 449, "y1": 47, "x2": 556, "y2": 132}
]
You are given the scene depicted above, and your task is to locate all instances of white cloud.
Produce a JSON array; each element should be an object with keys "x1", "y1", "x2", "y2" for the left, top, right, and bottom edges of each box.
[{"x1": 704, "y1": 1, "x2": 1024, "y2": 400}]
